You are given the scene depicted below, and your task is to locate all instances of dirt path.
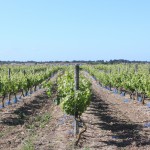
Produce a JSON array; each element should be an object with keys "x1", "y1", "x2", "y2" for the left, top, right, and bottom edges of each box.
[
  {"x1": 0, "y1": 72, "x2": 74, "y2": 150},
  {"x1": 77, "y1": 72, "x2": 150, "y2": 150},
  {"x1": 1, "y1": 71, "x2": 150, "y2": 150}
]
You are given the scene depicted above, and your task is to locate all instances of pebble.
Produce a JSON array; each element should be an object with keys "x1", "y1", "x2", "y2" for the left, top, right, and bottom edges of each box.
[{"x1": 21, "y1": 132, "x2": 25, "y2": 135}]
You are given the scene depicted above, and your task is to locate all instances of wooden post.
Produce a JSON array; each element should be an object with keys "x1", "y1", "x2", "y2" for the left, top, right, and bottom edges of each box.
[
  {"x1": 8, "y1": 68, "x2": 11, "y2": 79},
  {"x1": 22, "y1": 70, "x2": 26, "y2": 97},
  {"x1": 23, "y1": 70, "x2": 26, "y2": 75},
  {"x1": 109, "y1": 69, "x2": 111, "y2": 90},
  {"x1": 118, "y1": 67, "x2": 120, "y2": 74},
  {"x1": 75, "y1": 64, "x2": 79, "y2": 91},
  {"x1": 8, "y1": 68, "x2": 11, "y2": 103},
  {"x1": 134, "y1": 64, "x2": 138, "y2": 73},
  {"x1": 74, "y1": 64, "x2": 79, "y2": 137},
  {"x1": 126, "y1": 65, "x2": 129, "y2": 73},
  {"x1": 109, "y1": 69, "x2": 112, "y2": 74},
  {"x1": 134, "y1": 64, "x2": 138, "y2": 99}
]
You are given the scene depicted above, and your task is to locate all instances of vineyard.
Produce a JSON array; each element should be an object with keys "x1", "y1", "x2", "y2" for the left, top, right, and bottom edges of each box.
[
  {"x1": 0, "y1": 65, "x2": 61, "y2": 107},
  {"x1": 0, "y1": 63, "x2": 150, "y2": 150},
  {"x1": 82, "y1": 64, "x2": 150, "y2": 104}
]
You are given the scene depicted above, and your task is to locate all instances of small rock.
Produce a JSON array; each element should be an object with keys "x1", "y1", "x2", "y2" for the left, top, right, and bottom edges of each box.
[{"x1": 21, "y1": 132, "x2": 25, "y2": 135}]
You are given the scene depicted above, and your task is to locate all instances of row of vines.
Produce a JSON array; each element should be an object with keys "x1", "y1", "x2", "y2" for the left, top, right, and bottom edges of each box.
[
  {"x1": 82, "y1": 64, "x2": 150, "y2": 104},
  {"x1": 0, "y1": 65, "x2": 62, "y2": 107},
  {"x1": 56, "y1": 67, "x2": 92, "y2": 117}
]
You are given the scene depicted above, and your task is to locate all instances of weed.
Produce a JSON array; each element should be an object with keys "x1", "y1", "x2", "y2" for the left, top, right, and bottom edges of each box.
[{"x1": 22, "y1": 139, "x2": 34, "y2": 150}]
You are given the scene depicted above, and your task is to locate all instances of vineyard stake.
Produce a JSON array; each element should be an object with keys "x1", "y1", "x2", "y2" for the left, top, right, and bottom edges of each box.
[
  {"x1": 8, "y1": 68, "x2": 11, "y2": 79},
  {"x1": 74, "y1": 64, "x2": 79, "y2": 137},
  {"x1": 8, "y1": 68, "x2": 11, "y2": 103},
  {"x1": 134, "y1": 64, "x2": 138, "y2": 73},
  {"x1": 75, "y1": 64, "x2": 79, "y2": 91},
  {"x1": 118, "y1": 67, "x2": 120, "y2": 74}
]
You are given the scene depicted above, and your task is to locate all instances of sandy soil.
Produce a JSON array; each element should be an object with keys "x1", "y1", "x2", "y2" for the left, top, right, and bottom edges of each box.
[
  {"x1": 77, "y1": 72, "x2": 150, "y2": 150},
  {"x1": 0, "y1": 71, "x2": 150, "y2": 150},
  {"x1": 0, "y1": 73, "x2": 74, "y2": 150}
]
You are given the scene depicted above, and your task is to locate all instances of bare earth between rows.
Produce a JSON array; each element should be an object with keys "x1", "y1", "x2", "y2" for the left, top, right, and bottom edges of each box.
[
  {"x1": 78, "y1": 71, "x2": 150, "y2": 150},
  {"x1": 0, "y1": 72, "x2": 150, "y2": 150}
]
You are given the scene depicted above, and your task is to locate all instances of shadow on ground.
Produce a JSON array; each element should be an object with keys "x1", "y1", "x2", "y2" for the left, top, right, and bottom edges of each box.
[
  {"x1": 85, "y1": 92, "x2": 150, "y2": 148},
  {"x1": 1, "y1": 92, "x2": 50, "y2": 126}
]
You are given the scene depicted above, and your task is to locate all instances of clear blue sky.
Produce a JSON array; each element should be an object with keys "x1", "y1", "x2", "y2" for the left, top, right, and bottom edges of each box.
[{"x1": 0, "y1": 0, "x2": 150, "y2": 61}]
